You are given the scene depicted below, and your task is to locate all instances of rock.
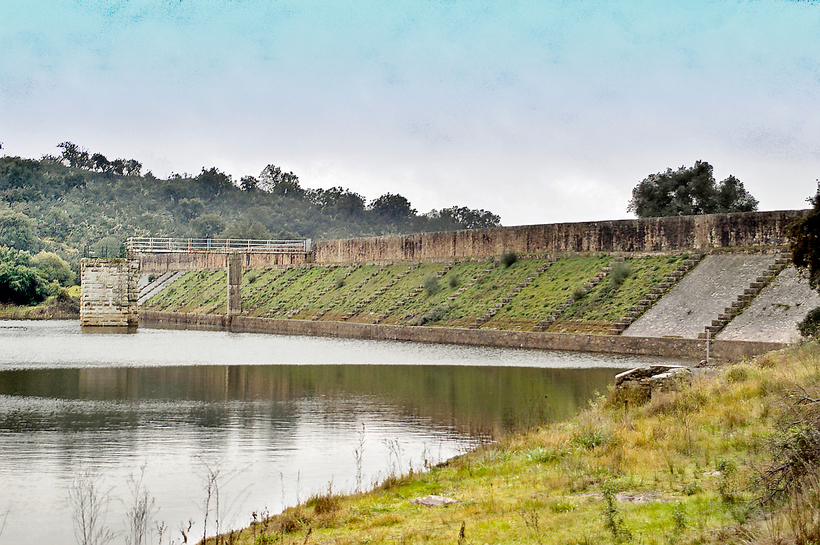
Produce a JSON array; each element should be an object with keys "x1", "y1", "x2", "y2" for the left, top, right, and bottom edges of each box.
[{"x1": 410, "y1": 495, "x2": 459, "y2": 507}]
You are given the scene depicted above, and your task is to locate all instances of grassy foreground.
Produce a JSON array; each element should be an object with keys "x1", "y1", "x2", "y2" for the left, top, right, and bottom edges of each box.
[{"x1": 208, "y1": 342, "x2": 820, "y2": 545}]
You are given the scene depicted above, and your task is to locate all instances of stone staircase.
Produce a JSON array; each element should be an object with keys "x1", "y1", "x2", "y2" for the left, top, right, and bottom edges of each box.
[
  {"x1": 469, "y1": 259, "x2": 555, "y2": 330},
  {"x1": 138, "y1": 271, "x2": 183, "y2": 305},
  {"x1": 698, "y1": 252, "x2": 792, "y2": 339},
  {"x1": 607, "y1": 253, "x2": 704, "y2": 336},
  {"x1": 284, "y1": 266, "x2": 341, "y2": 318},
  {"x1": 374, "y1": 263, "x2": 451, "y2": 324},
  {"x1": 263, "y1": 267, "x2": 311, "y2": 316},
  {"x1": 341, "y1": 264, "x2": 418, "y2": 322},
  {"x1": 309, "y1": 265, "x2": 362, "y2": 320},
  {"x1": 533, "y1": 258, "x2": 621, "y2": 332},
  {"x1": 312, "y1": 264, "x2": 386, "y2": 321},
  {"x1": 444, "y1": 261, "x2": 497, "y2": 304}
]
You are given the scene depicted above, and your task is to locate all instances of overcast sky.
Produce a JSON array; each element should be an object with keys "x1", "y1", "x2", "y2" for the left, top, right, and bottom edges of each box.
[{"x1": 1, "y1": 0, "x2": 818, "y2": 226}]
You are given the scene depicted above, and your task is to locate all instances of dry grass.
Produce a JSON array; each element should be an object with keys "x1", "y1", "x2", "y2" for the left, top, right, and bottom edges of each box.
[{"x1": 200, "y1": 342, "x2": 820, "y2": 545}]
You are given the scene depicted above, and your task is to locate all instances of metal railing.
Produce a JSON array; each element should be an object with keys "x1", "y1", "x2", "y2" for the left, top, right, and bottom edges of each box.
[{"x1": 126, "y1": 237, "x2": 312, "y2": 254}]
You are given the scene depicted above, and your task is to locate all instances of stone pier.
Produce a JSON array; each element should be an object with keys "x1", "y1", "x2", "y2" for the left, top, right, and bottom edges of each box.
[
  {"x1": 227, "y1": 253, "x2": 242, "y2": 316},
  {"x1": 80, "y1": 258, "x2": 139, "y2": 327}
]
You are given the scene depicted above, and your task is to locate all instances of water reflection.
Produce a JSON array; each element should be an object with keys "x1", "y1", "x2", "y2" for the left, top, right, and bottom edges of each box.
[
  {"x1": 0, "y1": 364, "x2": 618, "y2": 436},
  {"x1": 0, "y1": 321, "x2": 686, "y2": 544}
]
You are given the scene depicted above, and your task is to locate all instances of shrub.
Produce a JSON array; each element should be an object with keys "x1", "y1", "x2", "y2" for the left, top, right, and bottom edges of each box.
[
  {"x1": 416, "y1": 305, "x2": 447, "y2": 325},
  {"x1": 306, "y1": 490, "x2": 341, "y2": 515},
  {"x1": 422, "y1": 273, "x2": 440, "y2": 295},
  {"x1": 501, "y1": 251, "x2": 518, "y2": 267},
  {"x1": 31, "y1": 251, "x2": 75, "y2": 286},
  {"x1": 448, "y1": 274, "x2": 460, "y2": 288},
  {"x1": 0, "y1": 250, "x2": 49, "y2": 305},
  {"x1": 609, "y1": 261, "x2": 631, "y2": 288},
  {"x1": 572, "y1": 287, "x2": 587, "y2": 301},
  {"x1": 798, "y1": 307, "x2": 820, "y2": 340}
]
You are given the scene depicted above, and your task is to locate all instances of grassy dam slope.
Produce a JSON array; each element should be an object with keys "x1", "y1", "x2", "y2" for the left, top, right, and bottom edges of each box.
[{"x1": 140, "y1": 249, "x2": 816, "y2": 349}]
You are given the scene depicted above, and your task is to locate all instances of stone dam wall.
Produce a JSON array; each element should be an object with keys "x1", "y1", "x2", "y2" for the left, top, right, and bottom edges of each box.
[
  {"x1": 311, "y1": 209, "x2": 803, "y2": 265},
  {"x1": 134, "y1": 209, "x2": 813, "y2": 358},
  {"x1": 138, "y1": 210, "x2": 805, "y2": 273},
  {"x1": 139, "y1": 310, "x2": 786, "y2": 363}
]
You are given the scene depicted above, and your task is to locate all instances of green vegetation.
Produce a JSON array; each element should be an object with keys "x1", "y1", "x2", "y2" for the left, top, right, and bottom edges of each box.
[
  {"x1": 0, "y1": 246, "x2": 75, "y2": 306},
  {"x1": 145, "y1": 254, "x2": 695, "y2": 334},
  {"x1": 627, "y1": 160, "x2": 757, "y2": 217},
  {"x1": 788, "y1": 182, "x2": 820, "y2": 291},
  {"x1": 501, "y1": 251, "x2": 518, "y2": 268},
  {"x1": 211, "y1": 343, "x2": 820, "y2": 545},
  {"x1": 0, "y1": 145, "x2": 501, "y2": 255},
  {"x1": 550, "y1": 255, "x2": 684, "y2": 334},
  {"x1": 0, "y1": 144, "x2": 501, "y2": 315}
]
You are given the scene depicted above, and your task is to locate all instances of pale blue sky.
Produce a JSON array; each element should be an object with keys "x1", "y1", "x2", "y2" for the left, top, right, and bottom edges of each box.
[{"x1": 1, "y1": 0, "x2": 818, "y2": 225}]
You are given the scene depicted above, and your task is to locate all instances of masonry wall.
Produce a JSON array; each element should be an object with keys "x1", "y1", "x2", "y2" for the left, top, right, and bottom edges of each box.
[
  {"x1": 81, "y1": 259, "x2": 139, "y2": 326},
  {"x1": 138, "y1": 250, "x2": 309, "y2": 273},
  {"x1": 137, "y1": 209, "x2": 805, "y2": 273},
  {"x1": 140, "y1": 311, "x2": 785, "y2": 363},
  {"x1": 311, "y1": 210, "x2": 804, "y2": 264}
]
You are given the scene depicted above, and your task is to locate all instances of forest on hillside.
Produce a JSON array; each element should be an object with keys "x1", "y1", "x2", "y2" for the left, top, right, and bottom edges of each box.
[{"x1": 0, "y1": 142, "x2": 500, "y2": 302}]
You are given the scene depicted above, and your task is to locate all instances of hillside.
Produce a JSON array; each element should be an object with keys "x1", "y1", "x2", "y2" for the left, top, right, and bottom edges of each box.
[{"x1": 0, "y1": 150, "x2": 500, "y2": 257}]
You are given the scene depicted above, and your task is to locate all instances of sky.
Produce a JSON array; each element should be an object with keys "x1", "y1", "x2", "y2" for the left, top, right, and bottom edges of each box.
[{"x1": 1, "y1": 0, "x2": 819, "y2": 226}]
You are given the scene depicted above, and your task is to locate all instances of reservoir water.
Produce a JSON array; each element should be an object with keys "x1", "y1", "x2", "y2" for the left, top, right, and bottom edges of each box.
[{"x1": 0, "y1": 320, "x2": 687, "y2": 543}]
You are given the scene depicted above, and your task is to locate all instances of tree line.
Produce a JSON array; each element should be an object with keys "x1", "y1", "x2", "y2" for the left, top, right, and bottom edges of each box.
[{"x1": 0, "y1": 142, "x2": 502, "y2": 301}]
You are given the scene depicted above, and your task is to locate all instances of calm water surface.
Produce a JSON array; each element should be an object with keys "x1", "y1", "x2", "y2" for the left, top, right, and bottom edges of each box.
[{"x1": 0, "y1": 320, "x2": 687, "y2": 544}]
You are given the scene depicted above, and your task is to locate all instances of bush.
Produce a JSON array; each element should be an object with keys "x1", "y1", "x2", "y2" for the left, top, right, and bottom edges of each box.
[
  {"x1": 798, "y1": 307, "x2": 820, "y2": 340},
  {"x1": 609, "y1": 261, "x2": 631, "y2": 288},
  {"x1": 0, "y1": 263, "x2": 49, "y2": 305},
  {"x1": 31, "y1": 251, "x2": 75, "y2": 286},
  {"x1": 501, "y1": 251, "x2": 518, "y2": 267},
  {"x1": 448, "y1": 274, "x2": 460, "y2": 288},
  {"x1": 416, "y1": 305, "x2": 447, "y2": 325},
  {"x1": 423, "y1": 273, "x2": 440, "y2": 295},
  {"x1": 572, "y1": 287, "x2": 587, "y2": 301}
]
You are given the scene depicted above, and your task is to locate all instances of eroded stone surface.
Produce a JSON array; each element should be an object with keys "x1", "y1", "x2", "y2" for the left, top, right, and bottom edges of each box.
[
  {"x1": 624, "y1": 254, "x2": 776, "y2": 339},
  {"x1": 718, "y1": 267, "x2": 820, "y2": 343}
]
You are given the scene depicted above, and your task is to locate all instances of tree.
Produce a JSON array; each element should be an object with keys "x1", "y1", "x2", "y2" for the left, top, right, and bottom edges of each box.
[
  {"x1": 239, "y1": 176, "x2": 259, "y2": 192},
  {"x1": 57, "y1": 142, "x2": 91, "y2": 169},
  {"x1": 0, "y1": 209, "x2": 41, "y2": 252},
  {"x1": 0, "y1": 246, "x2": 49, "y2": 305},
  {"x1": 627, "y1": 161, "x2": 758, "y2": 217},
  {"x1": 788, "y1": 183, "x2": 820, "y2": 292},
  {"x1": 91, "y1": 153, "x2": 110, "y2": 172},
  {"x1": 431, "y1": 206, "x2": 501, "y2": 230},
  {"x1": 31, "y1": 251, "x2": 75, "y2": 286},
  {"x1": 190, "y1": 214, "x2": 226, "y2": 238},
  {"x1": 311, "y1": 187, "x2": 366, "y2": 217},
  {"x1": 258, "y1": 165, "x2": 304, "y2": 198},
  {"x1": 369, "y1": 193, "x2": 416, "y2": 223}
]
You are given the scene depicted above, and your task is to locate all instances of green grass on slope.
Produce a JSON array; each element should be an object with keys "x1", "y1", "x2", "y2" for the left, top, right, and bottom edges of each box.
[
  {"x1": 143, "y1": 254, "x2": 688, "y2": 333},
  {"x1": 212, "y1": 343, "x2": 820, "y2": 545},
  {"x1": 485, "y1": 255, "x2": 610, "y2": 331},
  {"x1": 548, "y1": 254, "x2": 685, "y2": 335},
  {"x1": 381, "y1": 260, "x2": 490, "y2": 325},
  {"x1": 432, "y1": 259, "x2": 550, "y2": 328}
]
